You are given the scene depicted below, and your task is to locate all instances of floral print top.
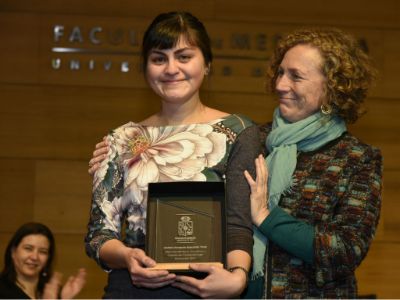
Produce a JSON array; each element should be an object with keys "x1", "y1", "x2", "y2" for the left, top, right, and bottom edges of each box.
[{"x1": 85, "y1": 114, "x2": 261, "y2": 269}]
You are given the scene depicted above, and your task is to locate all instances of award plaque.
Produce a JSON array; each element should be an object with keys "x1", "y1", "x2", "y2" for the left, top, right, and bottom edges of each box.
[{"x1": 146, "y1": 181, "x2": 226, "y2": 275}]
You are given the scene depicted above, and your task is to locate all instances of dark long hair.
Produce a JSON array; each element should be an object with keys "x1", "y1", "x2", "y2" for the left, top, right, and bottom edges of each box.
[
  {"x1": 141, "y1": 11, "x2": 213, "y2": 71},
  {"x1": 0, "y1": 222, "x2": 55, "y2": 296}
]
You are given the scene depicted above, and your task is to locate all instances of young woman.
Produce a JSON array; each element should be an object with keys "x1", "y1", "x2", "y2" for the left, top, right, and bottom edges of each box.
[{"x1": 85, "y1": 11, "x2": 260, "y2": 298}]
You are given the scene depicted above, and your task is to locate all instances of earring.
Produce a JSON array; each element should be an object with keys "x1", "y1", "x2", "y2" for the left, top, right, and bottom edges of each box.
[
  {"x1": 321, "y1": 104, "x2": 332, "y2": 115},
  {"x1": 205, "y1": 64, "x2": 211, "y2": 76}
]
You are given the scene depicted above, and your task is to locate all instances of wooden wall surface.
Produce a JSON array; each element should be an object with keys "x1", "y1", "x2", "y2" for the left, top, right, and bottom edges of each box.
[{"x1": 0, "y1": 1, "x2": 399, "y2": 298}]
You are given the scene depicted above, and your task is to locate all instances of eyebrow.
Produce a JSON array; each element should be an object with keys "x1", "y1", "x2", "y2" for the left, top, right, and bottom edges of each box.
[
  {"x1": 150, "y1": 47, "x2": 194, "y2": 55},
  {"x1": 286, "y1": 67, "x2": 308, "y2": 77},
  {"x1": 21, "y1": 243, "x2": 49, "y2": 250}
]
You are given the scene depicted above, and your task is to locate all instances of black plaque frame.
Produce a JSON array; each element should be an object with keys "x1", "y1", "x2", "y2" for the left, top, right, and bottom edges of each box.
[{"x1": 146, "y1": 181, "x2": 226, "y2": 275}]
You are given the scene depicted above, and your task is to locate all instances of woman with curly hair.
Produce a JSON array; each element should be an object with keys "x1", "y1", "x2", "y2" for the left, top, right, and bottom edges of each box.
[{"x1": 243, "y1": 28, "x2": 382, "y2": 298}]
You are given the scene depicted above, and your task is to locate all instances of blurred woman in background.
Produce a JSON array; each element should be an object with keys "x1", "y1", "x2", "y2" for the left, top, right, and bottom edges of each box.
[{"x1": 0, "y1": 222, "x2": 86, "y2": 299}]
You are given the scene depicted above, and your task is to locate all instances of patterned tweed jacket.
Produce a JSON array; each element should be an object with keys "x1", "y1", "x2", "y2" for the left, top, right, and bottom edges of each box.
[{"x1": 259, "y1": 123, "x2": 383, "y2": 299}]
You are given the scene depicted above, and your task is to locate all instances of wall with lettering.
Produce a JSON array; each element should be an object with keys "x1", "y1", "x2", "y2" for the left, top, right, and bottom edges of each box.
[{"x1": 0, "y1": 0, "x2": 399, "y2": 298}]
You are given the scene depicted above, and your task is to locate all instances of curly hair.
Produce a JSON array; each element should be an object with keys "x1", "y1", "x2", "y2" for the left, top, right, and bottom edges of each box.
[{"x1": 266, "y1": 28, "x2": 377, "y2": 124}]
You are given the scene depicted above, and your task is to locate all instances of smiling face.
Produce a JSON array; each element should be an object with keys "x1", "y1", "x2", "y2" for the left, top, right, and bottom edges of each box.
[
  {"x1": 145, "y1": 37, "x2": 208, "y2": 105},
  {"x1": 11, "y1": 234, "x2": 50, "y2": 281},
  {"x1": 275, "y1": 44, "x2": 327, "y2": 123}
]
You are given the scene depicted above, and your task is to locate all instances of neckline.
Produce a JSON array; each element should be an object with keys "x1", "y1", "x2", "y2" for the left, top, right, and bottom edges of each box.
[{"x1": 138, "y1": 114, "x2": 234, "y2": 128}]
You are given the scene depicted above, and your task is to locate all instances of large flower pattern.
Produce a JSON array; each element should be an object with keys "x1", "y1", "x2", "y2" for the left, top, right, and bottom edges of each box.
[{"x1": 93, "y1": 121, "x2": 227, "y2": 234}]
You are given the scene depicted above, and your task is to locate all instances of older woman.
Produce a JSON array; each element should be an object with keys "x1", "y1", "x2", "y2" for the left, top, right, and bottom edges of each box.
[{"x1": 243, "y1": 28, "x2": 382, "y2": 298}]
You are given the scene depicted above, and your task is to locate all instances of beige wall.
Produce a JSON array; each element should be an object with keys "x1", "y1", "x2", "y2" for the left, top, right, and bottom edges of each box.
[{"x1": 0, "y1": 1, "x2": 399, "y2": 298}]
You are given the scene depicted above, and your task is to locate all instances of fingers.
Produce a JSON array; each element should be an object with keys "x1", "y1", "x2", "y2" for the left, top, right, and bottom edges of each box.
[
  {"x1": 127, "y1": 249, "x2": 176, "y2": 289},
  {"x1": 49, "y1": 271, "x2": 63, "y2": 286},
  {"x1": 74, "y1": 268, "x2": 87, "y2": 287},
  {"x1": 130, "y1": 263, "x2": 176, "y2": 288},
  {"x1": 90, "y1": 145, "x2": 109, "y2": 165},
  {"x1": 172, "y1": 263, "x2": 218, "y2": 297},
  {"x1": 94, "y1": 141, "x2": 109, "y2": 153},
  {"x1": 244, "y1": 154, "x2": 265, "y2": 188},
  {"x1": 42, "y1": 272, "x2": 63, "y2": 299},
  {"x1": 58, "y1": 268, "x2": 87, "y2": 299},
  {"x1": 131, "y1": 258, "x2": 169, "y2": 279},
  {"x1": 88, "y1": 162, "x2": 102, "y2": 175},
  {"x1": 255, "y1": 155, "x2": 266, "y2": 186},
  {"x1": 76, "y1": 268, "x2": 87, "y2": 278},
  {"x1": 131, "y1": 248, "x2": 156, "y2": 268},
  {"x1": 172, "y1": 280, "x2": 200, "y2": 296},
  {"x1": 173, "y1": 274, "x2": 202, "y2": 296},
  {"x1": 64, "y1": 275, "x2": 74, "y2": 286},
  {"x1": 96, "y1": 138, "x2": 108, "y2": 148},
  {"x1": 132, "y1": 274, "x2": 176, "y2": 289},
  {"x1": 245, "y1": 155, "x2": 267, "y2": 191},
  {"x1": 90, "y1": 152, "x2": 107, "y2": 163},
  {"x1": 88, "y1": 156, "x2": 106, "y2": 174},
  {"x1": 256, "y1": 156, "x2": 268, "y2": 192},
  {"x1": 88, "y1": 164, "x2": 97, "y2": 175},
  {"x1": 189, "y1": 263, "x2": 218, "y2": 274},
  {"x1": 244, "y1": 170, "x2": 255, "y2": 186},
  {"x1": 253, "y1": 155, "x2": 268, "y2": 190},
  {"x1": 88, "y1": 139, "x2": 109, "y2": 175},
  {"x1": 62, "y1": 275, "x2": 76, "y2": 294}
]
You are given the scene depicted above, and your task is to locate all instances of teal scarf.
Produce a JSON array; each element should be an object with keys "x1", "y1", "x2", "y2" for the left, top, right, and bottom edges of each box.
[{"x1": 250, "y1": 108, "x2": 346, "y2": 281}]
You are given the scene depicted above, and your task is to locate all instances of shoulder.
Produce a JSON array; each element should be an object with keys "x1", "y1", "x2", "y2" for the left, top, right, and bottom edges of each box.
[
  {"x1": 337, "y1": 132, "x2": 382, "y2": 158},
  {"x1": 307, "y1": 132, "x2": 383, "y2": 174},
  {"x1": 100, "y1": 122, "x2": 144, "y2": 164},
  {"x1": 257, "y1": 121, "x2": 273, "y2": 133},
  {"x1": 0, "y1": 278, "x2": 28, "y2": 298},
  {"x1": 232, "y1": 113, "x2": 257, "y2": 126},
  {"x1": 0, "y1": 276, "x2": 12, "y2": 289},
  {"x1": 213, "y1": 114, "x2": 260, "y2": 147},
  {"x1": 215, "y1": 115, "x2": 261, "y2": 154},
  {"x1": 111, "y1": 121, "x2": 140, "y2": 132},
  {"x1": 219, "y1": 113, "x2": 257, "y2": 131},
  {"x1": 204, "y1": 107, "x2": 230, "y2": 120},
  {"x1": 257, "y1": 122, "x2": 272, "y2": 150},
  {"x1": 338, "y1": 134, "x2": 383, "y2": 175},
  {"x1": 106, "y1": 121, "x2": 143, "y2": 143}
]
